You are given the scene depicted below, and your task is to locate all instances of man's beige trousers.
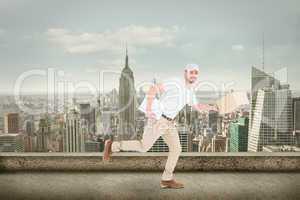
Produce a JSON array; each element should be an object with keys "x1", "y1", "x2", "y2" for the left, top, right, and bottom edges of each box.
[{"x1": 111, "y1": 117, "x2": 182, "y2": 181}]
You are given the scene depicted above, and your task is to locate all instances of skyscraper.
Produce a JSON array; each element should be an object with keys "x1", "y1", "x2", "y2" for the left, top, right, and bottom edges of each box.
[
  {"x1": 79, "y1": 103, "x2": 91, "y2": 126},
  {"x1": 79, "y1": 103, "x2": 96, "y2": 134},
  {"x1": 209, "y1": 111, "x2": 218, "y2": 133},
  {"x1": 178, "y1": 125, "x2": 192, "y2": 152},
  {"x1": 229, "y1": 117, "x2": 249, "y2": 152},
  {"x1": 108, "y1": 88, "x2": 119, "y2": 108},
  {"x1": 293, "y1": 97, "x2": 300, "y2": 147},
  {"x1": 24, "y1": 116, "x2": 35, "y2": 152},
  {"x1": 4, "y1": 113, "x2": 19, "y2": 133},
  {"x1": 211, "y1": 135, "x2": 228, "y2": 152},
  {"x1": 0, "y1": 133, "x2": 24, "y2": 152},
  {"x1": 63, "y1": 109, "x2": 85, "y2": 152},
  {"x1": 249, "y1": 67, "x2": 280, "y2": 131},
  {"x1": 37, "y1": 117, "x2": 50, "y2": 152},
  {"x1": 118, "y1": 48, "x2": 136, "y2": 140},
  {"x1": 248, "y1": 67, "x2": 294, "y2": 152},
  {"x1": 25, "y1": 119, "x2": 35, "y2": 136},
  {"x1": 85, "y1": 140, "x2": 101, "y2": 152}
]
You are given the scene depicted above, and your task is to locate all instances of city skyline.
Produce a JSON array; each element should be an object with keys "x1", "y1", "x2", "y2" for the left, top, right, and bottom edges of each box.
[{"x1": 1, "y1": 0, "x2": 300, "y2": 94}]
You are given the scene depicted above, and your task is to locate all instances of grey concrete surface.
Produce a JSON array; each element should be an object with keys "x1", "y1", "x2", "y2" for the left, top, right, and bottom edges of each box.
[
  {"x1": 1, "y1": 152, "x2": 300, "y2": 172},
  {"x1": 0, "y1": 172, "x2": 299, "y2": 200}
]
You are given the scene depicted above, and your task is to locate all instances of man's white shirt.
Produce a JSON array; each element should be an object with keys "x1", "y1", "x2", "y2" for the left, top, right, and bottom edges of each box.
[{"x1": 139, "y1": 77, "x2": 198, "y2": 120}]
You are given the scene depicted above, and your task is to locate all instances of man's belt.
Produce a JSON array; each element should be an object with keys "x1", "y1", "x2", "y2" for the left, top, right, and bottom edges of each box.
[{"x1": 162, "y1": 114, "x2": 174, "y2": 121}]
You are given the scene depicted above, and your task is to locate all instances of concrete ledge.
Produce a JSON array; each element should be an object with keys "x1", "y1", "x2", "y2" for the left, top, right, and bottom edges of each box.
[{"x1": 0, "y1": 152, "x2": 299, "y2": 172}]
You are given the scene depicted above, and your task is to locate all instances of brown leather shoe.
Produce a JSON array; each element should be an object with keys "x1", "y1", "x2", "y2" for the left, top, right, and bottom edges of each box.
[
  {"x1": 160, "y1": 179, "x2": 184, "y2": 189},
  {"x1": 103, "y1": 139, "x2": 113, "y2": 162}
]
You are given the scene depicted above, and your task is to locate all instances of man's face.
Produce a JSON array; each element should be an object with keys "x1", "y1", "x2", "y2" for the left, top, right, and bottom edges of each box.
[{"x1": 184, "y1": 69, "x2": 199, "y2": 84}]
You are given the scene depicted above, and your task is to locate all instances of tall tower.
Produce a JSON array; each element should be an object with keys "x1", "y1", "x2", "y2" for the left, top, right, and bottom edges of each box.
[
  {"x1": 293, "y1": 97, "x2": 300, "y2": 147},
  {"x1": 63, "y1": 109, "x2": 85, "y2": 152},
  {"x1": 229, "y1": 117, "x2": 249, "y2": 152},
  {"x1": 37, "y1": 117, "x2": 50, "y2": 152},
  {"x1": 262, "y1": 33, "x2": 265, "y2": 71},
  {"x1": 79, "y1": 103, "x2": 96, "y2": 134},
  {"x1": 248, "y1": 67, "x2": 293, "y2": 152},
  {"x1": 118, "y1": 47, "x2": 136, "y2": 140}
]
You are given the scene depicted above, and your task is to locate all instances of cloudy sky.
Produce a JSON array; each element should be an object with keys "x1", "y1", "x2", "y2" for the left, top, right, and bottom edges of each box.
[{"x1": 0, "y1": 0, "x2": 299, "y2": 94}]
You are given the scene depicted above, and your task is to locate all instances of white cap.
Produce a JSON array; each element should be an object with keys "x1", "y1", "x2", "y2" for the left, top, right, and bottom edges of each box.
[{"x1": 184, "y1": 63, "x2": 199, "y2": 71}]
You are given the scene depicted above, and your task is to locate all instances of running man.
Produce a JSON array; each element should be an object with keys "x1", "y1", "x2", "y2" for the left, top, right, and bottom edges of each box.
[{"x1": 103, "y1": 64, "x2": 218, "y2": 189}]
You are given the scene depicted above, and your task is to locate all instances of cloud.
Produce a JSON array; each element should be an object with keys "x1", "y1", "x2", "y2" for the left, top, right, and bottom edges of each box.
[
  {"x1": 46, "y1": 25, "x2": 179, "y2": 54},
  {"x1": 232, "y1": 44, "x2": 244, "y2": 51}
]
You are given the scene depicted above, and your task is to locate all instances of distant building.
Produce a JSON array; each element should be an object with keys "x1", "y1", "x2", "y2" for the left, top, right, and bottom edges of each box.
[
  {"x1": 211, "y1": 135, "x2": 228, "y2": 152},
  {"x1": 176, "y1": 105, "x2": 192, "y2": 125},
  {"x1": 190, "y1": 109, "x2": 201, "y2": 136},
  {"x1": 192, "y1": 137, "x2": 200, "y2": 152},
  {"x1": 262, "y1": 145, "x2": 300, "y2": 152},
  {"x1": 24, "y1": 116, "x2": 35, "y2": 152},
  {"x1": 85, "y1": 141, "x2": 101, "y2": 152},
  {"x1": 220, "y1": 114, "x2": 231, "y2": 137},
  {"x1": 99, "y1": 107, "x2": 119, "y2": 137},
  {"x1": 95, "y1": 97, "x2": 107, "y2": 136},
  {"x1": 209, "y1": 111, "x2": 218, "y2": 133},
  {"x1": 178, "y1": 125, "x2": 192, "y2": 152},
  {"x1": 108, "y1": 88, "x2": 119, "y2": 108},
  {"x1": 196, "y1": 134, "x2": 213, "y2": 152},
  {"x1": 0, "y1": 133, "x2": 24, "y2": 152},
  {"x1": 248, "y1": 67, "x2": 294, "y2": 152},
  {"x1": 25, "y1": 116, "x2": 35, "y2": 135},
  {"x1": 293, "y1": 97, "x2": 300, "y2": 147},
  {"x1": 216, "y1": 116, "x2": 223, "y2": 135},
  {"x1": 36, "y1": 118, "x2": 51, "y2": 152},
  {"x1": 118, "y1": 48, "x2": 136, "y2": 140},
  {"x1": 135, "y1": 113, "x2": 146, "y2": 139},
  {"x1": 79, "y1": 103, "x2": 91, "y2": 128},
  {"x1": 79, "y1": 103, "x2": 96, "y2": 134},
  {"x1": 4, "y1": 113, "x2": 19, "y2": 133},
  {"x1": 24, "y1": 133, "x2": 37, "y2": 152},
  {"x1": 63, "y1": 109, "x2": 85, "y2": 152},
  {"x1": 229, "y1": 117, "x2": 249, "y2": 152}
]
